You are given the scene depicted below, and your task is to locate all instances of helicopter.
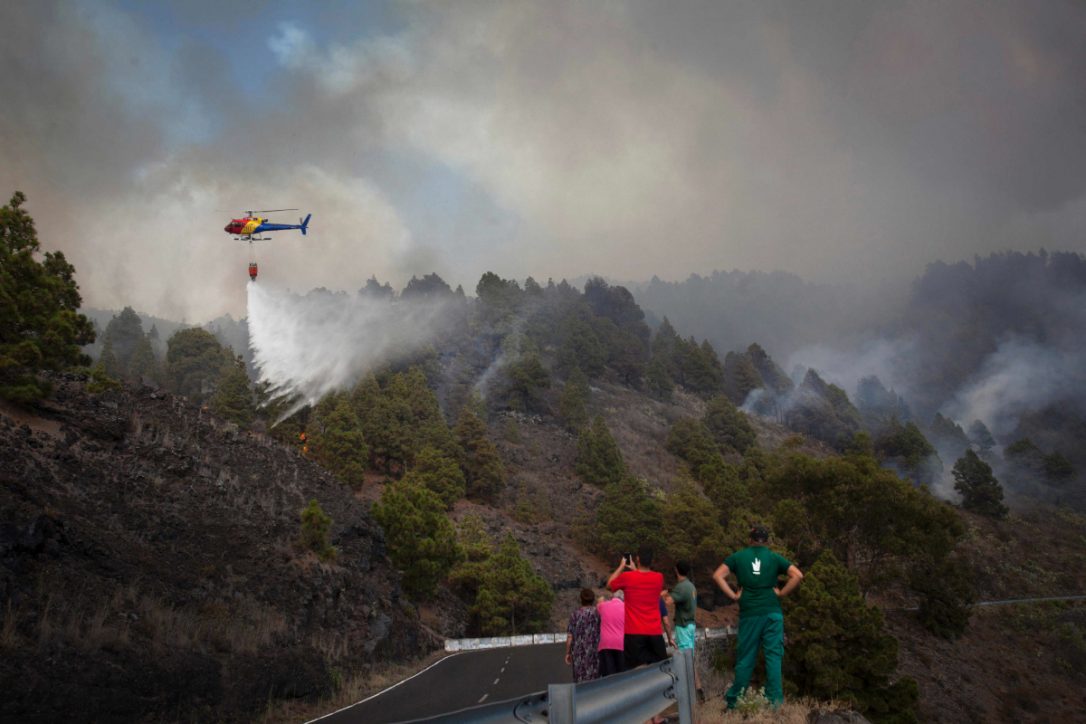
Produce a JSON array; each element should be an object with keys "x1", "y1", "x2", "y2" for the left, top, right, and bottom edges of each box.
[
  {"x1": 223, "y1": 209, "x2": 312, "y2": 281},
  {"x1": 224, "y1": 209, "x2": 311, "y2": 241}
]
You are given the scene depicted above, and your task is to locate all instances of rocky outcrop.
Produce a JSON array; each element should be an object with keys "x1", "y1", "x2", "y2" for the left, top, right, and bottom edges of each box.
[{"x1": 0, "y1": 374, "x2": 436, "y2": 722}]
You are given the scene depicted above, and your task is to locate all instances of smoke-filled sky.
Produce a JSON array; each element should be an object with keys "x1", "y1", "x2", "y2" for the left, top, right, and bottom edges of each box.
[{"x1": 3, "y1": 0, "x2": 1085, "y2": 322}]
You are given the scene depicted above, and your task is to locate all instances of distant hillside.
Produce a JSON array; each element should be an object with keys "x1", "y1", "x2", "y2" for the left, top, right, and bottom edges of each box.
[
  {"x1": 631, "y1": 253, "x2": 1086, "y2": 507},
  {"x1": 632, "y1": 270, "x2": 900, "y2": 362}
]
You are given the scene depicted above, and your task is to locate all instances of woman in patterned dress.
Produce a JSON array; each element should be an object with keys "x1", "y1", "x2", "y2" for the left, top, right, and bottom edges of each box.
[{"x1": 564, "y1": 588, "x2": 601, "y2": 682}]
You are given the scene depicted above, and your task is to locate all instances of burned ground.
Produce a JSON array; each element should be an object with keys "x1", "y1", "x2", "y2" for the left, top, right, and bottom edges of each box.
[{"x1": 0, "y1": 374, "x2": 436, "y2": 722}]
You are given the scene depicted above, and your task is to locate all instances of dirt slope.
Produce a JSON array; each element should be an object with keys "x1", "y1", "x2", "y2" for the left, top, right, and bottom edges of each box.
[{"x1": 0, "y1": 374, "x2": 436, "y2": 722}]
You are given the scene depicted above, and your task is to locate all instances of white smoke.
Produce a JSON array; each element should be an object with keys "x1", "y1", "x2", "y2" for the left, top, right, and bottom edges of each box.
[
  {"x1": 945, "y1": 337, "x2": 1086, "y2": 438},
  {"x1": 246, "y1": 282, "x2": 451, "y2": 412},
  {"x1": 786, "y1": 336, "x2": 916, "y2": 398}
]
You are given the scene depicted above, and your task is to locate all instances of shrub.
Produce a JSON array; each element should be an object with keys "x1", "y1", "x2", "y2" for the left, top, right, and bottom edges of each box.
[{"x1": 299, "y1": 499, "x2": 336, "y2": 562}]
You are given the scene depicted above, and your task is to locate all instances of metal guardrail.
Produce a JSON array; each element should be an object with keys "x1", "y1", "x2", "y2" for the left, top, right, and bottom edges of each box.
[
  {"x1": 403, "y1": 649, "x2": 697, "y2": 724},
  {"x1": 445, "y1": 627, "x2": 735, "y2": 652}
]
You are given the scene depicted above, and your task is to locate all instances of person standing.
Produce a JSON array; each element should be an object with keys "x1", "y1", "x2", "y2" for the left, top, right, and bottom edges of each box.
[
  {"x1": 669, "y1": 560, "x2": 704, "y2": 702},
  {"x1": 597, "y1": 590, "x2": 625, "y2": 677},
  {"x1": 659, "y1": 596, "x2": 674, "y2": 649},
  {"x1": 712, "y1": 525, "x2": 803, "y2": 710},
  {"x1": 565, "y1": 588, "x2": 601, "y2": 682},
  {"x1": 607, "y1": 546, "x2": 667, "y2": 669}
]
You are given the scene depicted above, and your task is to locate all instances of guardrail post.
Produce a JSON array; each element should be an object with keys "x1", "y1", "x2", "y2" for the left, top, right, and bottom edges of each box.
[
  {"x1": 672, "y1": 649, "x2": 695, "y2": 724},
  {"x1": 547, "y1": 683, "x2": 576, "y2": 724}
]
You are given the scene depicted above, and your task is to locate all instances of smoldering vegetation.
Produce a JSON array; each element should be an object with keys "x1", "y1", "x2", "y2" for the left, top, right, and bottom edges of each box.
[
  {"x1": 637, "y1": 250, "x2": 1086, "y2": 507},
  {"x1": 88, "y1": 250, "x2": 1086, "y2": 511}
]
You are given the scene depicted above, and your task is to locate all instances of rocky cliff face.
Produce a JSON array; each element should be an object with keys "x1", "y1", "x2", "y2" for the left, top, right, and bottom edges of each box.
[{"x1": 0, "y1": 374, "x2": 436, "y2": 722}]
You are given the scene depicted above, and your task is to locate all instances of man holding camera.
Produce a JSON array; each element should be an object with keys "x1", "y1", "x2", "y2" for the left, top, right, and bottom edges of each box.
[{"x1": 607, "y1": 545, "x2": 667, "y2": 669}]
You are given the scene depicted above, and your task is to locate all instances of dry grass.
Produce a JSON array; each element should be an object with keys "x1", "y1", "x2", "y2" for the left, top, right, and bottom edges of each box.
[
  {"x1": 7, "y1": 580, "x2": 289, "y2": 657},
  {"x1": 695, "y1": 698, "x2": 838, "y2": 724},
  {"x1": 131, "y1": 591, "x2": 288, "y2": 655}
]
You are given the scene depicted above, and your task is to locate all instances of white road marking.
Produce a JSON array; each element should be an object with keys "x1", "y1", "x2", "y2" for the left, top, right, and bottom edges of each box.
[
  {"x1": 493, "y1": 678, "x2": 500, "y2": 685},
  {"x1": 478, "y1": 694, "x2": 489, "y2": 704},
  {"x1": 500, "y1": 667, "x2": 506, "y2": 673},
  {"x1": 304, "y1": 652, "x2": 464, "y2": 723}
]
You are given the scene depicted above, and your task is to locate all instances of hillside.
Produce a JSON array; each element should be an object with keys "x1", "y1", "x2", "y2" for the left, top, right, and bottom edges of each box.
[
  {"x1": 0, "y1": 374, "x2": 435, "y2": 722},
  {"x1": 6, "y1": 246, "x2": 1086, "y2": 722}
]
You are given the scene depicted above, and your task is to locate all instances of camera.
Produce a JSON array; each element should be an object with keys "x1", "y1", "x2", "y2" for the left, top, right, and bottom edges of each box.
[{"x1": 624, "y1": 553, "x2": 633, "y2": 565}]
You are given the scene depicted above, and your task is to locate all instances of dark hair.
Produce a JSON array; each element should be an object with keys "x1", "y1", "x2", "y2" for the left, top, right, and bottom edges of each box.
[
  {"x1": 750, "y1": 525, "x2": 770, "y2": 542},
  {"x1": 580, "y1": 588, "x2": 595, "y2": 606},
  {"x1": 637, "y1": 545, "x2": 654, "y2": 567},
  {"x1": 675, "y1": 560, "x2": 691, "y2": 577}
]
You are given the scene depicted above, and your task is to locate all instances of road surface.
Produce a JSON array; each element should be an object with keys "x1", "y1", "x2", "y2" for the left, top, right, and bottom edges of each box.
[{"x1": 313, "y1": 643, "x2": 573, "y2": 723}]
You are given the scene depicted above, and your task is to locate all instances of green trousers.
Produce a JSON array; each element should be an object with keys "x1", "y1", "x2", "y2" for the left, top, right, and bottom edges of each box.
[{"x1": 725, "y1": 611, "x2": 784, "y2": 709}]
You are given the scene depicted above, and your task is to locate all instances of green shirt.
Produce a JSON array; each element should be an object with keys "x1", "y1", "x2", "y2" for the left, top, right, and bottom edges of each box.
[
  {"x1": 670, "y1": 579, "x2": 697, "y2": 627},
  {"x1": 724, "y1": 546, "x2": 792, "y2": 617}
]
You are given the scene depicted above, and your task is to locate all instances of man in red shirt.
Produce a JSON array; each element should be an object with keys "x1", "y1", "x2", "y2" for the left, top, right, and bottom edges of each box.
[{"x1": 607, "y1": 545, "x2": 667, "y2": 669}]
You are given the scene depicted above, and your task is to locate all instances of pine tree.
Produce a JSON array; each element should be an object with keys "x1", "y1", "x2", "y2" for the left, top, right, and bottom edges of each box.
[
  {"x1": 454, "y1": 408, "x2": 505, "y2": 501},
  {"x1": 372, "y1": 479, "x2": 461, "y2": 599},
  {"x1": 556, "y1": 317, "x2": 607, "y2": 378},
  {"x1": 952, "y1": 450, "x2": 1008, "y2": 518},
  {"x1": 703, "y1": 395, "x2": 757, "y2": 454},
  {"x1": 211, "y1": 355, "x2": 255, "y2": 426},
  {"x1": 784, "y1": 551, "x2": 919, "y2": 722},
  {"x1": 403, "y1": 445, "x2": 466, "y2": 509},
  {"x1": 469, "y1": 534, "x2": 554, "y2": 636},
  {"x1": 665, "y1": 418, "x2": 720, "y2": 469},
  {"x1": 644, "y1": 354, "x2": 674, "y2": 400},
  {"x1": 661, "y1": 478, "x2": 726, "y2": 570},
  {"x1": 501, "y1": 352, "x2": 551, "y2": 412},
  {"x1": 700, "y1": 456, "x2": 751, "y2": 513},
  {"x1": 165, "y1": 328, "x2": 231, "y2": 403},
  {"x1": 575, "y1": 416, "x2": 627, "y2": 487},
  {"x1": 448, "y1": 514, "x2": 494, "y2": 599},
  {"x1": 97, "y1": 338, "x2": 119, "y2": 381},
  {"x1": 722, "y1": 350, "x2": 763, "y2": 405},
  {"x1": 352, "y1": 369, "x2": 453, "y2": 474},
  {"x1": 593, "y1": 476, "x2": 664, "y2": 556},
  {"x1": 307, "y1": 397, "x2": 369, "y2": 486},
  {"x1": 909, "y1": 553, "x2": 975, "y2": 639},
  {"x1": 101, "y1": 307, "x2": 146, "y2": 380},
  {"x1": 558, "y1": 367, "x2": 591, "y2": 431},
  {"x1": 128, "y1": 334, "x2": 160, "y2": 385},
  {"x1": 0, "y1": 191, "x2": 95, "y2": 402}
]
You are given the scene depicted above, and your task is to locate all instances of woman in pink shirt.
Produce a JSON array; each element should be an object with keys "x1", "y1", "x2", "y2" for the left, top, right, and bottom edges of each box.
[{"x1": 597, "y1": 589, "x2": 625, "y2": 676}]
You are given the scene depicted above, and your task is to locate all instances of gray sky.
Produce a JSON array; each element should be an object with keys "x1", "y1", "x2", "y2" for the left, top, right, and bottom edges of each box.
[{"x1": 2, "y1": 0, "x2": 1085, "y2": 321}]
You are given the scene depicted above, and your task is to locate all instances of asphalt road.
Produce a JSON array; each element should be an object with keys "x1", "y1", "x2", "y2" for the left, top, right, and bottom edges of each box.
[{"x1": 313, "y1": 643, "x2": 574, "y2": 724}]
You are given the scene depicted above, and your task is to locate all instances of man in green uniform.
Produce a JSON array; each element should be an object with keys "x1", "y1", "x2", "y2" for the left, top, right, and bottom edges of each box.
[{"x1": 712, "y1": 525, "x2": 803, "y2": 709}]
